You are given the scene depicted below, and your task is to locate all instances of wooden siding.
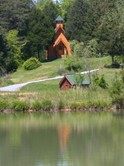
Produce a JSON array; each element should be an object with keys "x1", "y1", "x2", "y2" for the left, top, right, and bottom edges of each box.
[
  {"x1": 60, "y1": 79, "x2": 72, "y2": 90},
  {"x1": 47, "y1": 17, "x2": 71, "y2": 60}
]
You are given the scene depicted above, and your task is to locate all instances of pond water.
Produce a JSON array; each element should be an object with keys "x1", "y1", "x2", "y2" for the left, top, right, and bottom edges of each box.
[{"x1": 0, "y1": 112, "x2": 124, "y2": 166}]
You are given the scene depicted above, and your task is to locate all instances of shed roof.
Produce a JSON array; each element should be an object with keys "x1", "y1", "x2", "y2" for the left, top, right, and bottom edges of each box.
[
  {"x1": 82, "y1": 79, "x2": 90, "y2": 85},
  {"x1": 56, "y1": 16, "x2": 63, "y2": 22},
  {"x1": 66, "y1": 75, "x2": 77, "y2": 85}
]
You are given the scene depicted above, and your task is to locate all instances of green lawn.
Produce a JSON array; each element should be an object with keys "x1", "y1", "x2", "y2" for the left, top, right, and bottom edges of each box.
[
  {"x1": 10, "y1": 59, "x2": 64, "y2": 83},
  {"x1": 0, "y1": 56, "x2": 123, "y2": 112},
  {"x1": 9, "y1": 56, "x2": 112, "y2": 84},
  {"x1": 19, "y1": 64, "x2": 121, "y2": 107}
]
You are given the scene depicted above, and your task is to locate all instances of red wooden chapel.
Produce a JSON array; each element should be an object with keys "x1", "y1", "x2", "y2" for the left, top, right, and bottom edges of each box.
[{"x1": 47, "y1": 16, "x2": 72, "y2": 60}]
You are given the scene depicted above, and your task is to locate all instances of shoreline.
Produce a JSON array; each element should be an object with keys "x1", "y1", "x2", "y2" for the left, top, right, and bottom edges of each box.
[{"x1": 1, "y1": 105, "x2": 122, "y2": 114}]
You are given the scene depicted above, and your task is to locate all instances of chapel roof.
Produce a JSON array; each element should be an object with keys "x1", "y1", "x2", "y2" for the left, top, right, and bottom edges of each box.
[{"x1": 56, "y1": 16, "x2": 63, "y2": 22}]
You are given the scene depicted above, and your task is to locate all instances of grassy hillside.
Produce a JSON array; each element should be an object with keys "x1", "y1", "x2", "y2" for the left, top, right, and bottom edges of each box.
[
  {"x1": 9, "y1": 56, "x2": 112, "y2": 84},
  {"x1": 10, "y1": 59, "x2": 64, "y2": 83},
  {"x1": 20, "y1": 67, "x2": 120, "y2": 104},
  {"x1": 0, "y1": 56, "x2": 122, "y2": 112}
]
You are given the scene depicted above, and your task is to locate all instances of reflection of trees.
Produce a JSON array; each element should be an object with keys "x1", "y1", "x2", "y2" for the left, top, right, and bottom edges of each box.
[
  {"x1": 67, "y1": 124, "x2": 124, "y2": 166},
  {"x1": 0, "y1": 115, "x2": 124, "y2": 166},
  {"x1": 0, "y1": 127, "x2": 60, "y2": 166}
]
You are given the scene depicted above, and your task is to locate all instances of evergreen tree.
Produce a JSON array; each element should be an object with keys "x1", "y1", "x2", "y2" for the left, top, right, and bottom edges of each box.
[
  {"x1": 93, "y1": 0, "x2": 124, "y2": 60},
  {"x1": 26, "y1": 1, "x2": 58, "y2": 60},
  {"x1": 0, "y1": 34, "x2": 17, "y2": 73},
  {"x1": 66, "y1": 0, "x2": 124, "y2": 59},
  {"x1": 59, "y1": 0, "x2": 75, "y2": 21},
  {"x1": 6, "y1": 30, "x2": 26, "y2": 66},
  {"x1": 0, "y1": 0, "x2": 34, "y2": 33},
  {"x1": 66, "y1": 0, "x2": 88, "y2": 41}
]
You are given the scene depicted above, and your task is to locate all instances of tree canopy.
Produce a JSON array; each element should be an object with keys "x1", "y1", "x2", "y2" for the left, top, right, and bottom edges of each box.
[
  {"x1": 0, "y1": 0, "x2": 124, "y2": 73},
  {"x1": 0, "y1": 0, "x2": 34, "y2": 33},
  {"x1": 26, "y1": 0, "x2": 58, "y2": 59},
  {"x1": 66, "y1": 0, "x2": 124, "y2": 61}
]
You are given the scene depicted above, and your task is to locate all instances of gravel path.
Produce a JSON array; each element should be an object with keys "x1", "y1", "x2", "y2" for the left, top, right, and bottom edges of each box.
[{"x1": 0, "y1": 69, "x2": 99, "y2": 92}]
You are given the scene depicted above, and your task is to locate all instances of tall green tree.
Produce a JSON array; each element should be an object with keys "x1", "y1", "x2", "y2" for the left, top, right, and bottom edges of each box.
[
  {"x1": 93, "y1": 0, "x2": 124, "y2": 61},
  {"x1": 26, "y1": 1, "x2": 58, "y2": 59},
  {"x1": 0, "y1": 0, "x2": 34, "y2": 33},
  {"x1": 66, "y1": 0, "x2": 88, "y2": 41},
  {"x1": 66, "y1": 0, "x2": 124, "y2": 59},
  {"x1": 0, "y1": 34, "x2": 17, "y2": 73},
  {"x1": 6, "y1": 30, "x2": 26, "y2": 66},
  {"x1": 59, "y1": 0, "x2": 75, "y2": 21}
]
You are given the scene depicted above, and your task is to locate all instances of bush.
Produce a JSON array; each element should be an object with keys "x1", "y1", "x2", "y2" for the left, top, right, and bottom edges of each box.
[
  {"x1": 70, "y1": 40, "x2": 79, "y2": 53},
  {"x1": 111, "y1": 62, "x2": 120, "y2": 68},
  {"x1": 64, "y1": 56, "x2": 83, "y2": 72},
  {"x1": 41, "y1": 100, "x2": 54, "y2": 111},
  {"x1": 99, "y1": 75, "x2": 108, "y2": 89},
  {"x1": 113, "y1": 96, "x2": 124, "y2": 110},
  {"x1": 11, "y1": 100, "x2": 29, "y2": 112},
  {"x1": 0, "y1": 101, "x2": 7, "y2": 111},
  {"x1": 32, "y1": 100, "x2": 54, "y2": 111},
  {"x1": 70, "y1": 102, "x2": 81, "y2": 110},
  {"x1": 58, "y1": 100, "x2": 65, "y2": 110},
  {"x1": 32, "y1": 101, "x2": 43, "y2": 111},
  {"x1": 109, "y1": 69, "x2": 124, "y2": 110},
  {"x1": 93, "y1": 74, "x2": 108, "y2": 89},
  {"x1": 74, "y1": 42, "x2": 84, "y2": 57},
  {"x1": 23, "y1": 57, "x2": 41, "y2": 70},
  {"x1": 87, "y1": 101, "x2": 110, "y2": 108}
]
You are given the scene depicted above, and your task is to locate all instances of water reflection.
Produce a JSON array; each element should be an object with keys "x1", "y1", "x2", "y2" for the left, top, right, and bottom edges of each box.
[
  {"x1": 0, "y1": 113, "x2": 124, "y2": 166},
  {"x1": 57, "y1": 124, "x2": 71, "y2": 151}
]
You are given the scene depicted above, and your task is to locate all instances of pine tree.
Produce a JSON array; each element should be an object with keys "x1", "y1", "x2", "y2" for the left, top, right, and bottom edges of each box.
[
  {"x1": 0, "y1": 0, "x2": 34, "y2": 33},
  {"x1": 26, "y1": 1, "x2": 58, "y2": 59},
  {"x1": 66, "y1": 0, "x2": 88, "y2": 41}
]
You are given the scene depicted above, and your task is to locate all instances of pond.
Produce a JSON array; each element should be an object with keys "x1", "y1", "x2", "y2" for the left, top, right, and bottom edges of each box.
[{"x1": 0, "y1": 112, "x2": 124, "y2": 166}]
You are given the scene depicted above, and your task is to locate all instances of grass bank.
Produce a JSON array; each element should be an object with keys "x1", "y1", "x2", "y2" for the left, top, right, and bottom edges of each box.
[
  {"x1": 1, "y1": 56, "x2": 111, "y2": 85},
  {"x1": 0, "y1": 56, "x2": 122, "y2": 112},
  {"x1": 0, "y1": 76, "x2": 116, "y2": 113}
]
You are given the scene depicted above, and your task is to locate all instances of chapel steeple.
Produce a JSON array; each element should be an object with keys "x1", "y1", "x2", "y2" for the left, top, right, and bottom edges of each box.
[
  {"x1": 47, "y1": 16, "x2": 71, "y2": 60},
  {"x1": 55, "y1": 16, "x2": 63, "y2": 23},
  {"x1": 55, "y1": 15, "x2": 64, "y2": 30}
]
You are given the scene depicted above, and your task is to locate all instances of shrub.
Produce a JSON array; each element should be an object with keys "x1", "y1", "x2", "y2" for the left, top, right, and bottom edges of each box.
[
  {"x1": 113, "y1": 96, "x2": 124, "y2": 110},
  {"x1": 87, "y1": 101, "x2": 110, "y2": 108},
  {"x1": 64, "y1": 56, "x2": 83, "y2": 72},
  {"x1": 70, "y1": 40, "x2": 79, "y2": 53},
  {"x1": 93, "y1": 74, "x2": 108, "y2": 89},
  {"x1": 0, "y1": 101, "x2": 7, "y2": 111},
  {"x1": 23, "y1": 57, "x2": 41, "y2": 70},
  {"x1": 58, "y1": 100, "x2": 65, "y2": 110},
  {"x1": 32, "y1": 100, "x2": 54, "y2": 112},
  {"x1": 74, "y1": 42, "x2": 84, "y2": 57},
  {"x1": 70, "y1": 102, "x2": 81, "y2": 110},
  {"x1": 109, "y1": 69, "x2": 124, "y2": 110},
  {"x1": 41, "y1": 100, "x2": 54, "y2": 111},
  {"x1": 99, "y1": 75, "x2": 108, "y2": 89},
  {"x1": 70, "y1": 102, "x2": 86, "y2": 110},
  {"x1": 32, "y1": 101, "x2": 42, "y2": 111},
  {"x1": 11, "y1": 100, "x2": 29, "y2": 112}
]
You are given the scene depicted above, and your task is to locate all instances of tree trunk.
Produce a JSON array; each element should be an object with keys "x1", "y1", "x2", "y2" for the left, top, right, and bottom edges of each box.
[
  {"x1": 112, "y1": 55, "x2": 114, "y2": 64},
  {"x1": 37, "y1": 47, "x2": 40, "y2": 60}
]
